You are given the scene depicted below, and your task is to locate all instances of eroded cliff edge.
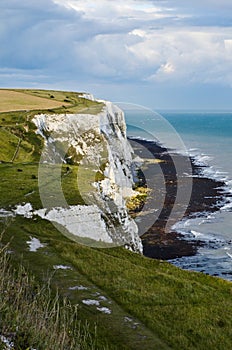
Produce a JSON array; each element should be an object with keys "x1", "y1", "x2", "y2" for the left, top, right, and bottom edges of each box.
[{"x1": 31, "y1": 97, "x2": 143, "y2": 253}]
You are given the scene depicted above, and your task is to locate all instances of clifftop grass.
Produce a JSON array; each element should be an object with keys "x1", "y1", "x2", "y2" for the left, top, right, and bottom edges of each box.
[
  {"x1": 0, "y1": 89, "x2": 70, "y2": 112},
  {"x1": 0, "y1": 89, "x2": 103, "y2": 115}
]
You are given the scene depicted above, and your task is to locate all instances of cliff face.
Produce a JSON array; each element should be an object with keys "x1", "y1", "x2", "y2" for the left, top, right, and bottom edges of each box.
[{"x1": 32, "y1": 98, "x2": 143, "y2": 253}]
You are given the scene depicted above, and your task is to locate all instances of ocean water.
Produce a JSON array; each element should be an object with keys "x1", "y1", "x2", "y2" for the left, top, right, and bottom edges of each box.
[{"x1": 121, "y1": 105, "x2": 232, "y2": 281}]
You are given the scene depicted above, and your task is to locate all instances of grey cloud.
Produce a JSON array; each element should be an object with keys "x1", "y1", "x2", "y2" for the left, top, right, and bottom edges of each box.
[
  {"x1": 0, "y1": 1, "x2": 81, "y2": 69},
  {"x1": 0, "y1": 0, "x2": 232, "y2": 92}
]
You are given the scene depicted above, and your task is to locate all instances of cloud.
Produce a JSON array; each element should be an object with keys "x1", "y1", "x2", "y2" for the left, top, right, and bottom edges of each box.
[
  {"x1": 129, "y1": 27, "x2": 232, "y2": 86},
  {"x1": 50, "y1": 1, "x2": 232, "y2": 86},
  {"x1": 0, "y1": 1, "x2": 79, "y2": 69},
  {"x1": 160, "y1": 62, "x2": 175, "y2": 74},
  {"x1": 160, "y1": 0, "x2": 232, "y2": 11},
  {"x1": 0, "y1": 0, "x2": 232, "y2": 96}
]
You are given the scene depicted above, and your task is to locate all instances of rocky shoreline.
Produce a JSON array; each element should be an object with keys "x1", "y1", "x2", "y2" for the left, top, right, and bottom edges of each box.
[{"x1": 128, "y1": 138, "x2": 229, "y2": 260}]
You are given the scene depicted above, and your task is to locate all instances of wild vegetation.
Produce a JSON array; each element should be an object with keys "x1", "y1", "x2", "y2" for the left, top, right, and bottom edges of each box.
[
  {"x1": 126, "y1": 186, "x2": 150, "y2": 213},
  {"x1": 0, "y1": 237, "x2": 99, "y2": 350},
  {"x1": 0, "y1": 89, "x2": 231, "y2": 349}
]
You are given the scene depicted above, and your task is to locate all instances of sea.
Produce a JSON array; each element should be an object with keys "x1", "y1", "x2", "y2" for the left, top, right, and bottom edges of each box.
[{"x1": 119, "y1": 103, "x2": 232, "y2": 281}]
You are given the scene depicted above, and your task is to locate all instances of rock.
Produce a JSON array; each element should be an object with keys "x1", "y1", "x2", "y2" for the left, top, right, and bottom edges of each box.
[{"x1": 32, "y1": 97, "x2": 142, "y2": 253}]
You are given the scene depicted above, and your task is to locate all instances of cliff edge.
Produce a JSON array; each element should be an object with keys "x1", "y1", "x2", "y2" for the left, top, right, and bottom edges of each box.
[{"x1": 32, "y1": 96, "x2": 143, "y2": 253}]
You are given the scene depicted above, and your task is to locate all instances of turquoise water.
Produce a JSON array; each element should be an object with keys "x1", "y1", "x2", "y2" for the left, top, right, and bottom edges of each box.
[
  {"x1": 163, "y1": 112, "x2": 232, "y2": 182},
  {"x1": 123, "y1": 106, "x2": 232, "y2": 281},
  {"x1": 162, "y1": 111, "x2": 232, "y2": 138}
]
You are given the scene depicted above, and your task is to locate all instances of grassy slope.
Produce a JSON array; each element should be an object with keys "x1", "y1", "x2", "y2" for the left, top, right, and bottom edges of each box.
[
  {"x1": 0, "y1": 243, "x2": 98, "y2": 350},
  {"x1": 0, "y1": 89, "x2": 232, "y2": 350},
  {"x1": 2, "y1": 215, "x2": 232, "y2": 350}
]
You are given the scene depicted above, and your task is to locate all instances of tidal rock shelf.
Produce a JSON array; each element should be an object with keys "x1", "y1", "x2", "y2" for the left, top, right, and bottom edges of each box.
[{"x1": 128, "y1": 138, "x2": 228, "y2": 260}]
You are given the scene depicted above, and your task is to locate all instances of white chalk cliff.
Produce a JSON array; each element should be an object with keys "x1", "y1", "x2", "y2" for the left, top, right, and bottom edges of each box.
[{"x1": 32, "y1": 97, "x2": 142, "y2": 253}]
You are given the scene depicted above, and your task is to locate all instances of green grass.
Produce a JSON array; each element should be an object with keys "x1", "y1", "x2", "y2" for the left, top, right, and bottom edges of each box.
[
  {"x1": 58, "y1": 245, "x2": 232, "y2": 350},
  {"x1": 0, "y1": 128, "x2": 20, "y2": 162},
  {"x1": 0, "y1": 128, "x2": 35, "y2": 163},
  {"x1": 0, "y1": 162, "x2": 103, "y2": 211},
  {"x1": 0, "y1": 163, "x2": 42, "y2": 209},
  {"x1": 0, "y1": 239, "x2": 101, "y2": 350}
]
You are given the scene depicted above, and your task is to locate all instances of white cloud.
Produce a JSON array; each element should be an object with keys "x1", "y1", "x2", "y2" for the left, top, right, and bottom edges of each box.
[
  {"x1": 48, "y1": 2, "x2": 232, "y2": 87},
  {"x1": 224, "y1": 39, "x2": 232, "y2": 52},
  {"x1": 126, "y1": 27, "x2": 232, "y2": 85},
  {"x1": 161, "y1": 62, "x2": 175, "y2": 74},
  {"x1": 129, "y1": 29, "x2": 147, "y2": 38}
]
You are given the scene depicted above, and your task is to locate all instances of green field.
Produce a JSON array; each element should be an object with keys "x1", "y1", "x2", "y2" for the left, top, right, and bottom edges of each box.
[
  {"x1": 0, "y1": 89, "x2": 71, "y2": 112},
  {"x1": 0, "y1": 89, "x2": 231, "y2": 350}
]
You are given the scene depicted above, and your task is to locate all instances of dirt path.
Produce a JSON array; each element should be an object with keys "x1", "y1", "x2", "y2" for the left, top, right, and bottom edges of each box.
[{"x1": 11, "y1": 137, "x2": 22, "y2": 162}]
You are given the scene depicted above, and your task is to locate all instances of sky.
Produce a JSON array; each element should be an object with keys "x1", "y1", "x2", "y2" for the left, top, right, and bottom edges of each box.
[{"x1": 1, "y1": 0, "x2": 232, "y2": 110}]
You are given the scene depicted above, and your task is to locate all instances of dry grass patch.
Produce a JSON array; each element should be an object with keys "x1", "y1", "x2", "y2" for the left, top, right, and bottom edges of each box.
[{"x1": 0, "y1": 89, "x2": 71, "y2": 112}]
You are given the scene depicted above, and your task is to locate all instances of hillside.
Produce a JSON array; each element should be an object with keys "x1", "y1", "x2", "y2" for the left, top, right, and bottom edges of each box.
[
  {"x1": 0, "y1": 89, "x2": 103, "y2": 163},
  {"x1": 0, "y1": 89, "x2": 231, "y2": 350}
]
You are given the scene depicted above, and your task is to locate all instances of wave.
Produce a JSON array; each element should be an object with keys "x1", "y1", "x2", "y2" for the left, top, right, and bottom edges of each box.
[
  {"x1": 192, "y1": 154, "x2": 213, "y2": 167},
  {"x1": 128, "y1": 135, "x2": 159, "y2": 144},
  {"x1": 176, "y1": 146, "x2": 232, "y2": 214},
  {"x1": 221, "y1": 201, "x2": 232, "y2": 211},
  {"x1": 169, "y1": 253, "x2": 232, "y2": 281}
]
